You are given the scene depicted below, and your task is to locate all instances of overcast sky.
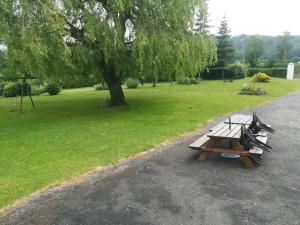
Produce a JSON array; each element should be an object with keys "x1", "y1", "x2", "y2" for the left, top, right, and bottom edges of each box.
[{"x1": 208, "y1": 0, "x2": 300, "y2": 36}]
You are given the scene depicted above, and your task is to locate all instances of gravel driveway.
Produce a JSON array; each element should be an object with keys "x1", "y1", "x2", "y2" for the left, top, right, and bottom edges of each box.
[{"x1": 1, "y1": 92, "x2": 300, "y2": 225}]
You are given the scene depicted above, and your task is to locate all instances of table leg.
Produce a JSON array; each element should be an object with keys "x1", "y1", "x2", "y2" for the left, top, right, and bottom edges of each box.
[
  {"x1": 231, "y1": 140, "x2": 254, "y2": 168},
  {"x1": 240, "y1": 156, "x2": 254, "y2": 168},
  {"x1": 198, "y1": 151, "x2": 209, "y2": 161},
  {"x1": 198, "y1": 139, "x2": 218, "y2": 161}
]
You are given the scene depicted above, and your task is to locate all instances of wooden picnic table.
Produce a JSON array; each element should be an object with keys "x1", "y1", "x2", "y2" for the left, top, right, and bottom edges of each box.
[{"x1": 189, "y1": 114, "x2": 268, "y2": 168}]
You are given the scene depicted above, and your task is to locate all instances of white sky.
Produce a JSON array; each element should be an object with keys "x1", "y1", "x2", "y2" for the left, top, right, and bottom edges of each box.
[{"x1": 208, "y1": 0, "x2": 300, "y2": 36}]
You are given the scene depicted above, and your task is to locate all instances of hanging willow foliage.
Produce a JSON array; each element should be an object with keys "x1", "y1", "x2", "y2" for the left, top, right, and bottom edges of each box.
[{"x1": 1, "y1": 0, "x2": 217, "y2": 105}]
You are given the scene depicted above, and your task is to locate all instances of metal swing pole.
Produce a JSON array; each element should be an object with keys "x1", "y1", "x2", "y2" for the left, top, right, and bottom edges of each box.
[
  {"x1": 20, "y1": 78, "x2": 24, "y2": 112},
  {"x1": 28, "y1": 79, "x2": 35, "y2": 109},
  {"x1": 19, "y1": 77, "x2": 35, "y2": 112}
]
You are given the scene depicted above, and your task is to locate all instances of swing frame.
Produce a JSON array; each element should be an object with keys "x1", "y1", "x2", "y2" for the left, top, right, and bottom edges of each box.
[{"x1": 1, "y1": 74, "x2": 37, "y2": 112}]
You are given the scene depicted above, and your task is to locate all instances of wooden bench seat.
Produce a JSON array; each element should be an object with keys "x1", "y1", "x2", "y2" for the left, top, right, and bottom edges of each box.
[
  {"x1": 189, "y1": 135, "x2": 210, "y2": 149},
  {"x1": 249, "y1": 136, "x2": 268, "y2": 155}
]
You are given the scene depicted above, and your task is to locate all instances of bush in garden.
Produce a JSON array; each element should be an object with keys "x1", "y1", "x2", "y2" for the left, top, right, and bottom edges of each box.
[
  {"x1": 31, "y1": 86, "x2": 42, "y2": 96},
  {"x1": 226, "y1": 64, "x2": 247, "y2": 79},
  {"x1": 45, "y1": 83, "x2": 61, "y2": 95},
  {"x1": 240, "y1": 83, "x2": 267, "y2": 96},
  {"x1": 177, "y1": 77, "x2": 200, "y2": 85},
  {"x1": 3, "y1": 82, "x2": 31, "y2": 97},
  {"x1": 251, "y1": 72, "x2": 271, "y2": 83},
  {"x1": 3, "y1": 82, "x2": 19, "y2": 97},
  {"x1": 125, "y1": 78, "x2": 139, "y2": 89}
]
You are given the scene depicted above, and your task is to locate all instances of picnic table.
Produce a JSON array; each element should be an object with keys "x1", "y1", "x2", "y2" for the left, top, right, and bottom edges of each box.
[{"x1": 189, "y1": 114, "x2": 269, "y2": 168}]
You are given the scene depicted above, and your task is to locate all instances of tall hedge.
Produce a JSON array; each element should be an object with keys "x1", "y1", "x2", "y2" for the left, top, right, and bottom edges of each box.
[
  {"x1": 201, "y1": 65, "x2": 246, "y2": 80},
  {"x1": 202, "y1": 67, "x2": 287, "y2": 80},
  {"x1": 247, "y1": 68, "x2": 287, "y2": 78}
]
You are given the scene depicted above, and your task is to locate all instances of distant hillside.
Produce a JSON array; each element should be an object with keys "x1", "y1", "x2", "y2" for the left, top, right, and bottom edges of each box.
[{"x1": 232, "y1": 35, "x2": 300, "y2": 62}]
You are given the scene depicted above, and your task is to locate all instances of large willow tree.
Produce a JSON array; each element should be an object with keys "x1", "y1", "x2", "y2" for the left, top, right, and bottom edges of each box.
[{"x1": 1, "y1": 0, "x2": 216, "y2": 106}]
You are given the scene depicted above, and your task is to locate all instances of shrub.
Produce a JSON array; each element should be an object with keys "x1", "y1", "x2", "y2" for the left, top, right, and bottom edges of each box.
[
  {"x1": 3, "y1": 82, "x2": 19, "y2": 97},
  {"x1": 240, "y1": 83, "x2": 267, "y2": 96},
  {"x1": 177, "y1": 77, "x2": 200, "y2": 85},
  {"x1": 31, "y1": 86, "x2": 42, "y2": 96},
  {"x1": 251, "y1": 72, "x2": 271, "y2": 83},
  {"x1": 45, "y1": 83, "x2": 61, "y2": 95},
  {"x1": 59, "y1": 75, "x2": 100, "y2": 89},
  {"x1": 226, "y1": 64, "x2": 247, "y2": 79},
  {"x1": 125, "y1": 78, "x2": 139, "y2": 89},
  {"x1": 3, "y1": 82, "x2": 31, "y2": 97},
  {"x1": 94, "y1": 82, "x2": 108, "y2": 91}
]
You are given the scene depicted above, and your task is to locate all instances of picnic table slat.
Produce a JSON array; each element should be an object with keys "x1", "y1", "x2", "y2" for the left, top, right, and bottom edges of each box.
[
  {"x1": 224, "y1": 114, "x2": 253, "y2": 125},
  {"x1": 208, "y1": 123, "x2": 228, "y2": 136},
  {"x1": 209, "y1": 122, "x2": 227, "y2": 131},
  {"x1": 208, "y1": 124, "x2": 250, "y2": 139},
  {"x1": 210, "y1": 123, "x2": 236, "y2": 137},
  {"x1": 227, "y1": 125, "x2": 243, "y2": 138},
  {"x1": 230, "y1": 114, "x2": 243, "y2": 123},
  {"x1": 239, "y1": 116, "x2": 248, "y2": 124},
  {"x1": 236, "y1": 114, "x2": 246, "y2": 123},
  {"x1": 219, "y1": 124, "x2": 240, "y2": 138},
  {"x1": 241, "y1": 115, "x2": 252, "y2": 124}
]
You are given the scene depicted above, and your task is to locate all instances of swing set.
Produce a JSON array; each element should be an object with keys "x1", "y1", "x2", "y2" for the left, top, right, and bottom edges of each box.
[{"x1": 1, "y1": 75, "x2": 36, "y2": 112}]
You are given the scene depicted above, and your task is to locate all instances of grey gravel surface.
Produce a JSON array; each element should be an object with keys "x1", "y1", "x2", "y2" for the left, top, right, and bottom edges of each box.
[{"x1": 1, "y1": 92, "x2": 300, "y2": 225}]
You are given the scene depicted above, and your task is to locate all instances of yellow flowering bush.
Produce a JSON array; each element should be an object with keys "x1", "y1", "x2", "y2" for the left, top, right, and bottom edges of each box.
[{"x1": 251, "y1": 72, "x2": 271, "y2": 83}]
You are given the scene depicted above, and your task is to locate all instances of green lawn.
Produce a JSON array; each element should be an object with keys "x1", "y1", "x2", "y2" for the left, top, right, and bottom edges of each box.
[{"x1": 0, "y1": 78, "x2": 300, "y2": 209}]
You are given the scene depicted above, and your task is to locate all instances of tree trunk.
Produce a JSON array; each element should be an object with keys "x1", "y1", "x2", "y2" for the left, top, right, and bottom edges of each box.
[{"x1": 102, "y1": 68, "x2": 126, "y2": 107}]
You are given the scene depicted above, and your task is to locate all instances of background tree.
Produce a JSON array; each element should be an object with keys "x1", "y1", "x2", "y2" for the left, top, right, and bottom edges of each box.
[
  {"x1": 1, "y1": 0, "x2": 217, "y2": 106},
  {"x1": 192, "y1": 1, "x2": 210, "y2": 35},
  {"x1": 215, "y1": 16, "x2": 235, "y2": 80},
  {"x1": 245, "y1": 36, "x2": 265, "y2": 67},
  {"x1": 276, "y1": 32, "x2": 293, "y2": 64}
]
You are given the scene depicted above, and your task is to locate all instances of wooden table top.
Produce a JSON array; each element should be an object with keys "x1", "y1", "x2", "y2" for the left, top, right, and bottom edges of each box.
[
  {"x1": 224, "y1": 114, "x2": 253, "y2": 125},
  {"x1": 207, "y1": 122, "x2": 249, "y2": 139}
]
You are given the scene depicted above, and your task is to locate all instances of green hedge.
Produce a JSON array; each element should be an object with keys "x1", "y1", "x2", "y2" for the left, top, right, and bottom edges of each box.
[
  {"x1": 247, "y1": 68, "x2": 287, "y2": 78},
  {"x1": 201, "y1": 68, "x2": 228, "y2": 80},
  {"x1": 202, "y1": 67, "x2": 287, "y2": 80},
  {"x1": 201, "y1": 66, "x2": 246, "y2": 80}
]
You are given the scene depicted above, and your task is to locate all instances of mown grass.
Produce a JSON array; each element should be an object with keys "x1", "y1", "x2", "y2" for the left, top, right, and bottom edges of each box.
[{"x1": 0, "y1": 78, "x2": 299, "y2": 209}]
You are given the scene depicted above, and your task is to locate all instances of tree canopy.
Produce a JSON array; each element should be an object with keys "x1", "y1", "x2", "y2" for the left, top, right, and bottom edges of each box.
[
  {"x1": 1, "y1": 0, "x2": 217, "y2": 106},
  {"x1": 233, "y1": 34, "x2": 300, "y2": 64},
  {"x1": 276, "y1": 32, "x2": 293, "y2": 64},
  {"x1": 245, "y1": 36, "x2": 265, "y2": 67}
]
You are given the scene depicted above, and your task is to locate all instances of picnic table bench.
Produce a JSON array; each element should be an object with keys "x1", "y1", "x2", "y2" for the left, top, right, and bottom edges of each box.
[{"x1": 189, "y1": 114, "x2": 270, "y2": 168}]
